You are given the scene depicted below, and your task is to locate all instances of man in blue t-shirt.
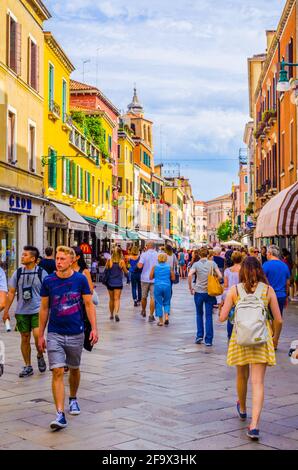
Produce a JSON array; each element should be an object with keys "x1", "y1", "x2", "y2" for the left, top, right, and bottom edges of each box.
[
  {"x1": 263, "y1": 245, "x2": 291, "y2": 317},
  {"x1": 38, "y1": 246, "x2": 98, "y2": 431}
]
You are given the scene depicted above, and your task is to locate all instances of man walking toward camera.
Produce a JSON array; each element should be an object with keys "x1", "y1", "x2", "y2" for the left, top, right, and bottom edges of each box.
[
  {"x1": 3, "y1": 246, "x2": 48, "y2": 377},
  {"x1": 38, "y1": 246, "x2": 98, "y2": 431}
]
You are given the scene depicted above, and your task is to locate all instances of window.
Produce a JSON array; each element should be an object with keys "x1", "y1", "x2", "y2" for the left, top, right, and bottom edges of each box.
[
  {"x1": 244, "y1": 192, "x2": 248, "y2": 205},
  {"x1": 143, "y1": 151, "x2": 151, "y2": 167},
  {"x1": 108, "y1": 135, "x2": 112, "y2": 153},
  {"x1": 117, "y1": 144, "x2": 121, "y2": 159},
  {"x1": 48, "y1": 148, "x2": 57, "y2": 190},
  {"x1": 28, "y1": 37, "x2": 39, "y2": 91},
  {"x1": 97, "y1": 180, "x2": 100, "y2": 205},
  {"x1": 126, "y1": 179, "x2": 129, "y2": 194},
  {"x1": 130, "y1": 181, "x2": 133, "y2": 196},
  {"x1": 272, "y1": 75, "x2": 277, "y2": 110},
  {"x1": 62, "y1": 79, "x2": 67, "y2": 122},
  {"x1": 125, "y1": 147, "x2": 128, "y2": 160},
  {"x1": 7, "y1": 109, "x2": 16, "y2": 164},
  {"x1": 290, "y1": 120, "x2": 294, "y2": 164},
  {"x1": 70, "y1": 161, "x2": 77, "y2": 197},
  {"x1": 143, "y1": 125, "x2": 147, "y2": 141},
  {"x1": 7, "y1": 12, "x2": 21, "y2": 75},
  {"x1": 48, "y1": 63, "x2": 54, "y2": 110},
  {"x1": 244, "y1": 175, "x2": 248, "y2": 185},
  {"x1": 28, "y1": 121, "x2": 36, "y2": 172},
  {"x1": 130, "y1": 151, "x2": 133, "y2": 164},
  {"x1": 288, "y1": 38, "x2": 294, "y2": 79},
  {"x1": 281, "y1": 132, "x2": 285, "y2": 172},
  {"x1": 118, "y1": 177, "x2": 123, "y2": 193},
  {"x1": 92, "y1": 176, "x2": 95, "y2": 204}
]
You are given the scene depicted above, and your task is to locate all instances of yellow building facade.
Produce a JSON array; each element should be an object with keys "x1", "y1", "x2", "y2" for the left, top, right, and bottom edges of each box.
[
  {"x1": 117, "y1": 122, "x2": 135, "y2": 229},
  {"x1": 0, "y1": 0, "x2": 51, "y2": 275},
  {"x1": 43, "y1": 32, "x2": 113, "y2": 250}
]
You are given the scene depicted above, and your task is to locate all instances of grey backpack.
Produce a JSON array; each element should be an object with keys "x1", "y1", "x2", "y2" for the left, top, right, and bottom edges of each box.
[{"x1": 234, "y1": 283, "x2": 268, "y2": 347}]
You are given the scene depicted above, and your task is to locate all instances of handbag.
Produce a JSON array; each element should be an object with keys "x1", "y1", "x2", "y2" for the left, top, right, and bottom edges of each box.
[
  {"x1": 172, "y1": 268, "x2": 180, "y2": 285},
  {"x1": 102, "y1": 268, "x2": 110, "y2": 286},
  {"x1": 92, "y1": 290, "x2": 99, "y2": 306},
  {"x1": 83, "y1": 313, "x2": 93, "y2": 352},
  {"x1": 207, "y1": 265, "x2": 223, "y2": 296}
]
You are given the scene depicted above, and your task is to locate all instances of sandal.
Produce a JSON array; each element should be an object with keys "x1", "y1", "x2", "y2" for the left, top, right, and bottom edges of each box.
[{"x1": 157, "y1": 321, "x2": 163, "y2": 326}]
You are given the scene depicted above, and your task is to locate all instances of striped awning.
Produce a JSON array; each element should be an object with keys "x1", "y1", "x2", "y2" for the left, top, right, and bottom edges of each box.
[{"x1": 255, "y1": 182, "x2": 298, "y2": 238}]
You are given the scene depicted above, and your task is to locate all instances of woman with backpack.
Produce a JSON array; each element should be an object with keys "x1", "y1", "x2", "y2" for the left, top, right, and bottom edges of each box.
[
  {"x1": 219, "y1": 257, "x2": 283, "y2": 441},
  {"x1": 128, "y1": 246, "x2": 142, "y2": 307}
]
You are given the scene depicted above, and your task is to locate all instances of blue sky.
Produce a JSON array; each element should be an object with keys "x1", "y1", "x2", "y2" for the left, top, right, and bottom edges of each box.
[{"x1": 45, "y1": 0, "x2": 283, "y2": 200}]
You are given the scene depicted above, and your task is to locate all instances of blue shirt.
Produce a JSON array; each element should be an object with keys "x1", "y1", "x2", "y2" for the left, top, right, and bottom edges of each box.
[
  {"x1": 263, "y1": 260, "x2": 290, "y2": 298},
  {"x1": 40, "y1": 272, "x2": 91, "y2": 335},
  {"x1": 154, "y1": 263, "x2": 171, "y2": 287}
]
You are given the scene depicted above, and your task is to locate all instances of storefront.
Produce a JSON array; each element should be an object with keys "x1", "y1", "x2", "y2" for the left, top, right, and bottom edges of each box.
[
  {"x1": 45, "y1": 202, "x2": 90, "y2": 252},
  {"x1": 0, "y1": 188, "x2": 45, "y2": 278},
  {"x1": 255, "y1": 181, "x2": 298, "y2": 259}
]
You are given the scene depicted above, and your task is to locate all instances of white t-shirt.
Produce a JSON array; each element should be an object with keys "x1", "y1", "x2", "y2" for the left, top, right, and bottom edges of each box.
[
  {"x1": 139, "y1": 249, "x2": 158, "y2": 283},
  {"x1": 0, "y1": 267, "x2": 7, "y2": 292}
]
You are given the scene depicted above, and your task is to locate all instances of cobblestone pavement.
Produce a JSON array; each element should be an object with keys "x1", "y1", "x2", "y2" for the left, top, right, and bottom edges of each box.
[{"x1": 0, "y1": 279, "x2": 298, "y2": 450}]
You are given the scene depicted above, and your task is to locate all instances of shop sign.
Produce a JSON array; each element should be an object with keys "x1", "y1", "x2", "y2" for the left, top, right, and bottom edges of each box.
[
  {"x1": 9, "y1": 195, "x2": 32, "y2": 214},
  {"x1": 80, "y1": 242, "x2": 92, "y2": 255}
]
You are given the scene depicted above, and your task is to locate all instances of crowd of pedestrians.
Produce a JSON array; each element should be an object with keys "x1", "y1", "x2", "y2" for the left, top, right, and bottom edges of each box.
[{"x1": 0, "y1": 239, "x2": 297, "y2": 442}]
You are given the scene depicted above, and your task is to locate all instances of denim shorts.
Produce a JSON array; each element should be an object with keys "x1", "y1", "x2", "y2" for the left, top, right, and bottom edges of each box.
[{"x1": 47, "y1": 332, "x2": 84, "y2": 370}]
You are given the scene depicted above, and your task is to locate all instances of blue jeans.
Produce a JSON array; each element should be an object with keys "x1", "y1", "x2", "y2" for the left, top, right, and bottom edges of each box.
[
  {"x1": 277, "y1": 297, "x2": 287, "y2": 316},
  {"x1": 194, "y1": 293, "x2": 216, "y2": 344},
  {"x1": 131, "y1": 273, "x2": 141, "y2": 302},
  {"x1": 154, "y1": 284, "x2": 172, "y2": 318}
]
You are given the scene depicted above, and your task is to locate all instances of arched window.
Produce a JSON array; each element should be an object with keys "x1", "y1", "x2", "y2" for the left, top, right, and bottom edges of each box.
[{"x1": 143, "y1": 124, "x2": 147, "y2": 141}]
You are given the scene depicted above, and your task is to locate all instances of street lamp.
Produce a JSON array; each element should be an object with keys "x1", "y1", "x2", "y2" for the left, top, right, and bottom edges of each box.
[{"x1": 276, "y1": 59, "x2": 294, "y2": 92}]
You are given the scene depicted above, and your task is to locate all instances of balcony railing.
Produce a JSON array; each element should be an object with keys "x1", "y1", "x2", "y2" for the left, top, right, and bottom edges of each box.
[{"x1": 48, "y1": 100, "x2": 61, "y2": 120}]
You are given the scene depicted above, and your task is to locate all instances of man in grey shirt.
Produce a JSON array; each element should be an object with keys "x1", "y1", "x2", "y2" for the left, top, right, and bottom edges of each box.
[
  {"x1": 138, "y1": 242, "x2": 158, "y2": 321},
  {"x1": 3, "y1": 246, "x2": 48, "y2": 377},
  {"x1": 188, "y1": 247, "x2": 222, "y2": 346}
]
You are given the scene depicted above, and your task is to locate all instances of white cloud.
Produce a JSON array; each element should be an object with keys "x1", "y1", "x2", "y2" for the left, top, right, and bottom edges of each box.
[{"x1": 45, "y1": 0, "x2": 283, "y2": 199}]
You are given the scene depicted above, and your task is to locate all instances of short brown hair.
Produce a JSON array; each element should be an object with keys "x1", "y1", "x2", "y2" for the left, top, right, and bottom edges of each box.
[
  {"x1": 231, "y1": 251, "x2": 242, "y2": 264},
  {"x1": 199, "y1": 247, "x2": 209, "y2": 258}
]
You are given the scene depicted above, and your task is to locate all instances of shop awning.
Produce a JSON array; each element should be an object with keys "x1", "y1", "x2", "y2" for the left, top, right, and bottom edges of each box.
[
  {"x1": 51, "y1": 202, "x2": 89, "y2": 231},
  {"x1": 161, "y1": 234, "x2": 176, "y2": 244},
  {"x1": 84, "y1": 217, "x2": 124, "y2": 240},
  {"x1": 255, "y1": 182, "x2": 298, "y2": 238},
  {"x1": 138, "y1": 231, "x2": 164, "y2": 243}
]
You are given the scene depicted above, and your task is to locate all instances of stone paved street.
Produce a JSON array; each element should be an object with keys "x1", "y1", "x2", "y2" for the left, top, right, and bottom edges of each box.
[{"x1": 1, "y1": 280, "x2": 298, "y2": 450}]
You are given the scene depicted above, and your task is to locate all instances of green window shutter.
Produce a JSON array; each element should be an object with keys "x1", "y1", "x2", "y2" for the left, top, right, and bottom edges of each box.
[
  {"x1": 66, "y1": 159, "x2": 70, "y2": 194},
  {"x1": 80, "y1": 168, "x2": 83, "y2": 199},
  {"x1": 62, "y1": 79, "x2": 67, "y2": 122},
  {"x1": 49, "y1": 64, "x2": 54, "y2": 109},
  {"x1": 87, "y1": 172, "x2": 91, "y2": 202},
  {"x1": 72, "y1": 162, "x2": 76, "y2": 197},
  {"x1": 48, "y1": 148, "x2": 57, "y2": 189}
]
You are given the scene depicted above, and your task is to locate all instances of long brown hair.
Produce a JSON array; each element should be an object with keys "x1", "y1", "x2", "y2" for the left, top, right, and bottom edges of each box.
[{"x1": 239, "y1": 256, "x2": 268, "y2": 293}]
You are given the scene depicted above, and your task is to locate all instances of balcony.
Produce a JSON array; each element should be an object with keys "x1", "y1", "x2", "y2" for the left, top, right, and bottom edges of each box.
[
  {"x1": 62, "y1": 113, "x2": 72, "y2": 131},
  {"x1": 48, "y1": 100, "x2": 61, "y2": 121}
]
